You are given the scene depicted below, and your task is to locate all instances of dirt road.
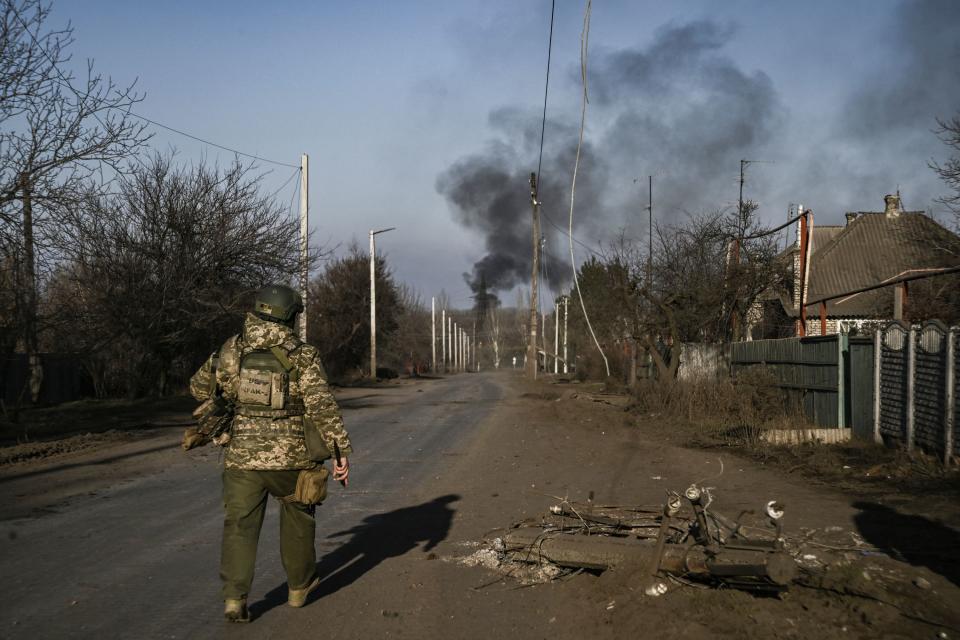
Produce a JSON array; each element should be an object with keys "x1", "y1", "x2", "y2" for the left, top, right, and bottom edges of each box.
[{"x1": 2, "y1": 371, "x2": 958, "y2": 639}]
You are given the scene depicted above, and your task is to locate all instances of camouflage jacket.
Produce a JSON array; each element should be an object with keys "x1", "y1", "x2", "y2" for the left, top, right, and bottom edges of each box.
[{"x1": 189, "y1": 313, "x2": 352, "y2": 470}]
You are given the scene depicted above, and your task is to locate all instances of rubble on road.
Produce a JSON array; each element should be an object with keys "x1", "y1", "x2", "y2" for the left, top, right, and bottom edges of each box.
[
  {"x1": 496, "y1": 485, "x2": 794, "y2": 594},
  {"x1": 464, "y1": 481, "x2": 957, "y2": 619}
]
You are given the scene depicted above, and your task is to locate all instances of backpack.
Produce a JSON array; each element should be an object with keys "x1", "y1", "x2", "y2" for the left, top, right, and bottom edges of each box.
[{"x1": 221, "y1": 336, "x2": 305, "y2": 418}]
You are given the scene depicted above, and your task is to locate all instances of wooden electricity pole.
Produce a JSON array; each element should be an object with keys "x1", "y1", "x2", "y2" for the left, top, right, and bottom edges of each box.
[{"x1": 527, "y1": 172, "x2": 541, "y2": 379}]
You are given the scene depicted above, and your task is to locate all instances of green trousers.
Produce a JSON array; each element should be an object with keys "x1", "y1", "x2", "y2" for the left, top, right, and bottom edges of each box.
[{"x1": 221, "y1": 468, "x2": 317, "y2": 600}]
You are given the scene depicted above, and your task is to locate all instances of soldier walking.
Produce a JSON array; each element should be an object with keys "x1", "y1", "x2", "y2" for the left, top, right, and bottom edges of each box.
[{"x1": 189, "y1": 284, "x2": 351, "y2": 623}]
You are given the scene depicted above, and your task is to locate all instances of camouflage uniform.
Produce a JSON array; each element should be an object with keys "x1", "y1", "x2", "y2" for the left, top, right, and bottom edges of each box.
[{"x1": 190, "y1": 312, "x2": 352, "y2": 602}]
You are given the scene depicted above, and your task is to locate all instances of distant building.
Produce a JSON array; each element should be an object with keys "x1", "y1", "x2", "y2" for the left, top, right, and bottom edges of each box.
[{"x1": 750, "y1": 194, "x2": 960, "y2": 338}]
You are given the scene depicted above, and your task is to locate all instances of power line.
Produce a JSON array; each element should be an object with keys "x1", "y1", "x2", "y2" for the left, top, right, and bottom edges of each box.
[
  {"x1": 541, "y1": 209, "x2": 603, "y2": 258},
  {"x1": 268, "y1": 166, "x2": 302, "y2": 201},
  {"x1": 567, "y1": 0, "x2": 609, "y2": 377},
  {"x1": 536, "y1": 0, "x2": 556, "y2": 184},
  {"x1": 9, "y1": 5, "x2": 299, "y2": 171},
  {"x1": 126, "y1": 111, "x2": 299, "y2": 169},
  {"x1": 286, "y1": 167, "x2": 302, "y2": 220}
]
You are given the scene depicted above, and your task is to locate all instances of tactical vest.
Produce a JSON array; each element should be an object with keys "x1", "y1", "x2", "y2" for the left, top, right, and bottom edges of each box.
[{"x1": 220, "y1": 336, "x2": 306, "y2": 419}]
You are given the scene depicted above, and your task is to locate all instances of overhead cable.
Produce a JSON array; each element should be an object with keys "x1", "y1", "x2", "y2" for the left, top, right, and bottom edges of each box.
[
  {"x1": 536, "y1": 0, "x2": 556, "y2": 184},
  {"x1": 126, "y1": 111, "x2": 300, "y2": 169},
  {"x1": 9, "y1": 5, "x2": 298, "y2": 170},
  {"x1": 567, "y1": 0, "x2": 610, "y2": 377}
]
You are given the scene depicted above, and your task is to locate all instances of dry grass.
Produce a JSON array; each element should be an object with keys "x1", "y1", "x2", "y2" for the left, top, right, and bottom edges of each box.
[
  {"x1": 630, "y1": 369, "x2": 805, "y2": 447},
  {"x1": 627, "y1": 373, "x2": 960, "y2": 497}
]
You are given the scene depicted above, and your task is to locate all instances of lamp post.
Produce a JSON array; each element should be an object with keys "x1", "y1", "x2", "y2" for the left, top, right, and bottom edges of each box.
[{"x1": 369, "y1": 227, "x2": 396, "y2": 379}]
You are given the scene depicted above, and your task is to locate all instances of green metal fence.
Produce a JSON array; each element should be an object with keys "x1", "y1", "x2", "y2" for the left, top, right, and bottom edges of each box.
[{"x1": 730, "y1": 335, "x2": 848, "y2": 428}]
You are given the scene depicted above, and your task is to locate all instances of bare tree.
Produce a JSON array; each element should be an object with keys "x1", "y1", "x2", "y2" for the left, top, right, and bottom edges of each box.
[
  {"x1": 931, "y1": 113, "x2": 960, "y2": 226},
  {"x1": 383, "y1": 283, "x2": 432, "y2": 375},
  {"x1": 46, "y1": 153, "x2": 304, "y2": 396},
  {"x1": 0, "y1": 0, "x2": 149, "y2": 400},
  {"x1": 308, "y1": 245, "x2": 401, "y2": 381},
  {"x1": 563, "y1": 206, "x2": 783, "y2": 382}
]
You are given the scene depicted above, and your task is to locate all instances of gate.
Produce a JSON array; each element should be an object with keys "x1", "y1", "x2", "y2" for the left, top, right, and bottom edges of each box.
[{"x1": 847, "y1": 336, "x2": 875, "y2": 440}]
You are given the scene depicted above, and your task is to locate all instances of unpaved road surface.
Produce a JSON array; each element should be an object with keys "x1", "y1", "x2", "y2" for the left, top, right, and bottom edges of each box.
[{"x1": 2, "y1": 372, "x2": 959, "y2": 640}]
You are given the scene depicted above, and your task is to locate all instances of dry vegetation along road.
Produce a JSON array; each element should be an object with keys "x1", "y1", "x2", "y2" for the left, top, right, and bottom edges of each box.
[{"x1": 1, "y1": 371, "x2": 959, "y2": 639}]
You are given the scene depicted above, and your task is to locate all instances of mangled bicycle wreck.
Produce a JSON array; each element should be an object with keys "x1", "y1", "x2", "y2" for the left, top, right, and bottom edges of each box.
[{"x1": 482, "y1": 484, "x2": 797, "y2": 594}]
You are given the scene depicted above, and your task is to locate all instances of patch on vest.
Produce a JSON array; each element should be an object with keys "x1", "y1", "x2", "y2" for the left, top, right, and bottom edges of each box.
[{"x1": 239, "y1": 369, "x2": 286, "y2": 407}]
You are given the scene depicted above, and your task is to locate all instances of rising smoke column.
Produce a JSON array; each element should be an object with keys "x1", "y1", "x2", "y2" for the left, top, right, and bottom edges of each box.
[
  {"x1": 437, "y1": 20, "x2": 782, "y2": 296},
  {"x1": 435, "y1": 106, "x2": 607, "y2": 297}
]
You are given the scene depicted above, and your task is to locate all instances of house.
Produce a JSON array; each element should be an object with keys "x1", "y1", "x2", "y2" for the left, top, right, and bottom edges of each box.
[{"x1": 750, "y1": 194, "x2": 960, "y2": 338}]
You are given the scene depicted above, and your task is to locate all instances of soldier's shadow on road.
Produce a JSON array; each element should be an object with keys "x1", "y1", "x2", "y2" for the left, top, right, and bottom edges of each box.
[
  {"x1": 251, "y1": 494, "x2": 460, "y2": 617},
  {"x1": 853, "y1": 501, "x2": 960, "y2": 586}
]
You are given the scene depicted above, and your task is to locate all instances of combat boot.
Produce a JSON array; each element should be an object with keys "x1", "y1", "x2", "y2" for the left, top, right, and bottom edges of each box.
[
  {"x1": 224, "y1": 598, "x2": 250, "y2": 623},
  {"x1": 288, "y1": 575, "x2": 320, "y2": 608}
]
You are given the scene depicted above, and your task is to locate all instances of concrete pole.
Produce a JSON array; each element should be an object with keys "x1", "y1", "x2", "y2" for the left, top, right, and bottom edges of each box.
[
  {"x1": 542, "y1": 310, "x2": 547, "y2": 371},
  {"x1": 368, "y1": 227, "x2": 395, "y2": 379},
  {"x1": 554, "y1": 301, "x2": 560, "y2": 374},
  {"x1": 299, "y1": 154, "x2": 309, "y2": 342},
  {"x1": 906, "y1": 327, "x2": 916, "y2": 451},
  {"x1": 873, "y1": 328, "x2": 882, "y2": 444},
  {"x1": 448, "y1": 316, "x2": 452, "y2": 372},
  {"x1": 945, "y1": 330, "x2": 955, "y2": 465},
  {"x1": 563, "y1": 296, "x2": 569, "y2": 374},
  {"x1": 441, "y1": 309, "x2": 447, "y2": 373},
  {"x1": 453, "y1": 321, "x2": 458, "y2": 372},
  {"x1": 894, "y1": 283, "x2": 907, "y2": 321},
  {"x1": 432, "y1": 297, "x2": 437, "y2": 374},
  {"x1": 369, "y1": 230, "x2": 376, "y2": 379}
]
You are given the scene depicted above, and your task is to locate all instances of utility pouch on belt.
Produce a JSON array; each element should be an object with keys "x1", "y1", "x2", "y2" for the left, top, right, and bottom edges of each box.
[{"x1": 283, "y1": 467, "x2": 329, "y2": 505}]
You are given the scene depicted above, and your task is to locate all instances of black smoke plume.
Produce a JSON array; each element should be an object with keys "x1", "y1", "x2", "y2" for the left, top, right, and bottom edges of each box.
[
  {"x1": 439, "y1": 6, "x2": 960, "y2": 298},
  {"x1": 437, "y1": 20, "x2": 780, "y2": 297}
]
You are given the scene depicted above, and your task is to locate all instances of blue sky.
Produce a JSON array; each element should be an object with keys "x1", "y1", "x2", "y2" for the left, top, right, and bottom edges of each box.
[{"x1": 53, "y1": 1, "x2": 960, "y2": 308}]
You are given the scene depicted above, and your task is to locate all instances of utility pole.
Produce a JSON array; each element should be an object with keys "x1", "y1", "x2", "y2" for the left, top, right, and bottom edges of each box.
[
  {"x1": 647, "y1": 175, "x2": 653, "y2": 287},
  {"x1": 441, "y1": 309, "x2": 447, "y2": 373},
  {"x1": 473, "y1": 322, "x2": 477, "y2": 373},
  {"x1": 563, "y1": 295, "x2": 569, "y2": 374},
  {"x1": 299, "y1": 154, "x2": 309, "y2": 342},
  {"x1": 453, "y1": 321, "x2": 458, "y2": 372},
  {"x1": 369, "y1": 226, "x2": 396, "y2": 379},
  {"x1": 542, "y1": 309, "x2": 548, "y2": 371},
  {"x1": 554, "y1": 300, "x2": 559, "y2": 374},
  {"x1": 527, "y1": 172, "x2": 541, "y2": 379},
  {"x1": 432, "y1": 297, "x2": 437, "y2": 374},
  {"x1": 448, "y1": 316, "x2": 452, "y2": 371},
  {"x1": 739, "y1": 159, "x2": 746, "y2": 238}
]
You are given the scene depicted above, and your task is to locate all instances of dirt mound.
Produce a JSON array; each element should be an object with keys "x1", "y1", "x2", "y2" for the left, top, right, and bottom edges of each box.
[{"x1": 0, "y1": 430, "x2": 133, "y2": 466}]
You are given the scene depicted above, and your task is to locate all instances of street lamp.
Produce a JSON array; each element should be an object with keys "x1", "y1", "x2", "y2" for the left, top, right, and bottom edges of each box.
[{"x1": 369, "y1": 226, "x2": 396, "y2": 379}]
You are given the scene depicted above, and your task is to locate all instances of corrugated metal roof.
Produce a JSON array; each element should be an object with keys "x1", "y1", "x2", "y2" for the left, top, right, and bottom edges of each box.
[
  {"x1": 777, "y1": 226, "x2": 845, "y2": 260},
  {"x1": 806, "y1": 212, "x2": 960, "y2": 315},
  {"x1": 810, "y1": 226, "x2": 844, "y2": 256}
]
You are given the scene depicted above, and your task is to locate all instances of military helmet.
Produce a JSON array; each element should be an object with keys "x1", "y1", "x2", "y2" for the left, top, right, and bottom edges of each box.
[{"x1": 253, "y1": 284, "x2": 303, "y2": 322}]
